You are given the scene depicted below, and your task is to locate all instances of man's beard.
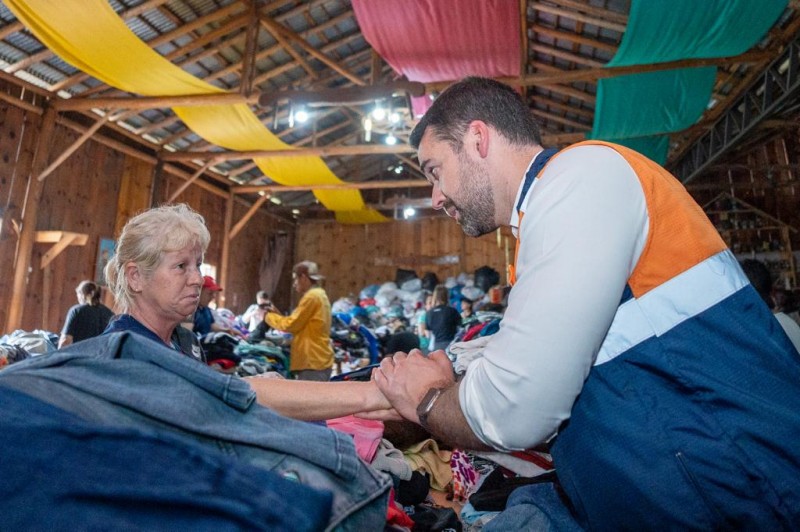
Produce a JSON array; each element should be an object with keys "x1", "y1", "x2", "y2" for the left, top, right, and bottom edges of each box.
[{"x1": 446, "y1": 152, "x2": 497, "y2": 237}]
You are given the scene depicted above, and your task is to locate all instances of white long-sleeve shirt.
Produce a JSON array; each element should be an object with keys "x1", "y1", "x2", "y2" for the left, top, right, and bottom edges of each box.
[{"x1": 459, "y1": 145, "x2": 650, "y2": 451}]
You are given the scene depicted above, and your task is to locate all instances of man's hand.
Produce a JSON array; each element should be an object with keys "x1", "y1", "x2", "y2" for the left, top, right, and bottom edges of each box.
[{"x1": 372, "y1": 349, "x2": 455, "y2": 423}]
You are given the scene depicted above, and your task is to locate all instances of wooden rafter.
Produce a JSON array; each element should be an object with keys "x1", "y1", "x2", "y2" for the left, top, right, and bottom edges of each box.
[
  {"x1": 162, "y1": 143, "x2": 415, "y2": 162},
  {"x1": 259, "y1": 16, "x2": 365, "y2": 86},
  {"x1": 533, "y1": 3, "x2": 627, "y2": 33},
  {"x1": 233, "y1": 178, "x2": 430, "y2": 195}
]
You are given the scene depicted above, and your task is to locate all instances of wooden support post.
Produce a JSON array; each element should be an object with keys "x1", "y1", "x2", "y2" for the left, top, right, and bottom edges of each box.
[
  {"x1": 35, "y1": 231, "x2": 88, "y2": 331},
  {"x1": 42, "y1": 266, "x2": 51, "y2": 331},
  {"x1": 219, "y1": 192, "x2": 235, "y2": 307},
  {"x1": 151, "y1": 158, "x2": 165, "y2": 206},
  {"x1": 240, "y1": 1, "x2": 259, "y2": 97},
  {"x1": 7, "y1": 107, "x2": 58, "y2": 332}
]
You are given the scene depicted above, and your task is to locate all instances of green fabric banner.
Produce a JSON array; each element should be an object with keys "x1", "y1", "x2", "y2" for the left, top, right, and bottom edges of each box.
[
  {"x1": 609, "y1": 0, "x2": 788, "y2": 67},
  {"x1": 590, "y1": 0, "x2": 788, "y2": 164}
]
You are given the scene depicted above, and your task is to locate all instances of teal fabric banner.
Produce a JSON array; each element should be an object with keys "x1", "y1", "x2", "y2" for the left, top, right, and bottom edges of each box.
[
  {"x1": 609, "y1": 0, "x2": 788, "y2": 67},
  {"x1": 591, "y1": 67, "x2": 716, "y2": 140},
  {"x1": 590, "y1": 0, "x2": 787, "y2": 162}
]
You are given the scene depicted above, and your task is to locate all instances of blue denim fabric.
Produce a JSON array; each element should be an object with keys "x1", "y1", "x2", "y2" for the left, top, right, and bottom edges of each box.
[
  {"x1": 0, "y1": 386, "x2": 332, "y2": 531},
  {"x1": 0, "y1": 332, "x2": 391, "y2": 531},
  {"x1": 482, "y1": 483, "x2": 584, "y2": 532}
]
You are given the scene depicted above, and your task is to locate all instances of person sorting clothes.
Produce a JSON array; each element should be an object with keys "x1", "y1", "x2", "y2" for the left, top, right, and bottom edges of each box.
[
  {"x1": 58, "y1": 280, "x2": 115, "y2": 348},
  {"x1": 369, "y1": 77, "x2": 800, "y2": 529},
  {"x1": 265, "y1": 260, "x2": 335, "y2": 381}
]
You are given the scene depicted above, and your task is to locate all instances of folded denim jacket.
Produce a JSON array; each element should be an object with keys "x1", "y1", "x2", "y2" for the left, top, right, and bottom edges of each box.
[{"x1": 0, "y1": 332, "x2": 391, "y2": 531}]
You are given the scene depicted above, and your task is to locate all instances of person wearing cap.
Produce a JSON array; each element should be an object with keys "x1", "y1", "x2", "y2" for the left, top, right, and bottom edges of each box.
[
  {"x1": 367, "y1": 77, "x2": 800, "y2": 528},
  {"x1": 193, "y1": 275, "x2": 245, "y2": 338},
  {"x1": 265, "y1": 260, "x2": 334, "y2": 381}
]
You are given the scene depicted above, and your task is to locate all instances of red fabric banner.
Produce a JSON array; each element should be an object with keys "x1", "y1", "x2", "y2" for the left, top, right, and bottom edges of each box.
[{"x1": 353, "y1": 0, "x2": 520, "y2": 116}]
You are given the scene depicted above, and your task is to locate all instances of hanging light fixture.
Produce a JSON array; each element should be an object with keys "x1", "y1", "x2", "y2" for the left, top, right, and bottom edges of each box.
[{"x1": 371, "y1": 103, "x2": 386, "y2": 121}]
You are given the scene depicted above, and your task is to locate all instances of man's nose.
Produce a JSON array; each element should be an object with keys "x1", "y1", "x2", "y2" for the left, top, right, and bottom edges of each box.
[{"x1": 431, "y1": 182, "x2": 446, "y2": 210}]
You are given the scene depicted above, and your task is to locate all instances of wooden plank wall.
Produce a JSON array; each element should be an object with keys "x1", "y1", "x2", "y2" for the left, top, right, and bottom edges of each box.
[
  {"x1": 295, "y1": 216, "x2": 512, "y2": 302},
  {"x1": 0, "y1": 101, "x2": 296, "y2": 334},
  {"x1": 0, "y1": 103, "x2": 39, "y2": 332}
]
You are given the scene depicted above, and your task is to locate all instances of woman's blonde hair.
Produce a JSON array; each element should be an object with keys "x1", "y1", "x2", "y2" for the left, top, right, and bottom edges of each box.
[{"x1": 104, "y1": 204, "x2": 210, "y2": 313}]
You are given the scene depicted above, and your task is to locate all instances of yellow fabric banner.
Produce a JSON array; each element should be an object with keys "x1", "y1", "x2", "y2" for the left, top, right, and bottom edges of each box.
[{"x1": 6, "y1": 0, "x2": 385, "y2": 222}]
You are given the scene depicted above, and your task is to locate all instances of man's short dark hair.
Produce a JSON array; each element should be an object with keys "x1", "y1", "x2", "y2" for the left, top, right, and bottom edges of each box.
[{"x1": 410, "y1": 77, "x2": 542, "y2": 151}]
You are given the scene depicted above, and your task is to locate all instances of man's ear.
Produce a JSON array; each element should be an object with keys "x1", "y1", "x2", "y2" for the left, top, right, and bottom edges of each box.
[
  {"x1": 467, "y1": 120, "x2": 491, "y2": 159},
  {"x1": 125, "y1": 262, "x2": 143, "y2": 293}
]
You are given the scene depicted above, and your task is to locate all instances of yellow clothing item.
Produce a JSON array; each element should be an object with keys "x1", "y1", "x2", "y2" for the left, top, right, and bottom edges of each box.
[
  {"x1": 266, "y1": 287, "x2": 333, "y2": 372},
  {"x1": 403, "y1": 438, "x2": 453, "y2": 491}
]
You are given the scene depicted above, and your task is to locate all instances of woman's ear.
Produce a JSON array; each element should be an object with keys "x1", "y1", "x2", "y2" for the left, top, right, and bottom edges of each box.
[{"x1": 125, "y1": 262, "x2": 143, "y2": 293}]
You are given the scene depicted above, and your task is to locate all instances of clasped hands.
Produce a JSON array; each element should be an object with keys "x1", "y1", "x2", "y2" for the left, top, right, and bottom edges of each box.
[{"x1": 360, "y1": 348, "x2": 455, "y2": 424}]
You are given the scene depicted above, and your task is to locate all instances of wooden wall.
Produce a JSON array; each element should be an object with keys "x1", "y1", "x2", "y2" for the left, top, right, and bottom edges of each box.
[
  {"x1": 0, "y1": 101, "x2": 296, "y2": 334},
  {"x1": 0, "y1": 103, "x2": 41, "y2": 332},
  {"x1": 295, "y1": 216, "x2": 512, "y2": 302}
]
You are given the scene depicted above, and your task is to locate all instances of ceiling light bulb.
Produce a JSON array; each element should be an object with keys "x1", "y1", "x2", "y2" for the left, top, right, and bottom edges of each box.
[
  {"x1": 363, "y1": 117, "x2": 373, "y2": 131},
  {"x1": 295, "y1": 109, "x2": 309, "y2": 123},
  {"x1": 269, "y1": 196, "x2": 282, "y2": 205},
  {"x1": 403, "y1": 207, "x2": 416, "y2": 219},
  {"x1": 394, "y1": 165, "x2": 403, "y2": 174},
  {"x1": 385, "y1": 134, "x2": 397, "y2": 146},
  {"x1": 291, "y1": 208, "x2": 300, "y2": 215},
  {"x1": 371, "y1": 106, "x2": 386, "y2": 121},
  {"x1": 389, "y1": 112, "x2": 400, "y2": 123}
]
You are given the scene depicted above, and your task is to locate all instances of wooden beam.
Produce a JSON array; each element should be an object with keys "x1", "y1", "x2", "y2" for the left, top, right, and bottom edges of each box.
[
  {"x1": 7, "y1": 107, "x2": 58, "y2": 332},
  {"x1": 532, "y1": 109, "x2": 591, "y2": 131},
  {"x1": 167, "y1": 159, "x2": 218, "y2": 203},
  {"x1": 533, "y1": 3, "x2": 627, "y2": 33},
  {"x1": 550, "y1": 0, "x2": 629, "y2": 25},
  {"x1": 259, "y1": 18, "x2": 318, "y2": 80},
  {"x1": 240, "y1": 3, "x2": 261, "y2": 97},
  {"x1": 0, "y1": 90, "x2": 43, "y2": 115},
  {"x1": 531, "y1": 24, "x2": 619, "y2": 54},
  {"x1": 162, "y1": 143, "x2": 415, "y2": 162},
  {"x1": 37, "y1": 113, "x2": 112, "y2": 182},
  {"x1": 40, "y1": 231, "x2": 87, "y2": 269},
  {"x1": 427, "y1": 49, "x2": 772, "y2": 93},
  {"x1": 542, "y1": 131, "x2": 587, "y2": 145},
  {"x1": 54, "y1": 92, "x2": 257, "y2": 112},
  {"x1": 530, "y1": 43, "x2": 605, "y2": 68},
  {"x1": 259, "y1": 15, "x2": 365, "y2": 86},
  {"x1": 531, "y1": 96, "x2": 594, "y2": 121},
  {"x1": 0, "y1": 21, "x2": 24, "y2": 41},
  {"x1": 370, "y1": 49, "x2": 382, "y2": 85},
  {"x1": 229, "y1": 194, "x2": 269, "y2": 240},
  {"x1": 233, "y1": 178, "x2": 429, "y2": 194}
]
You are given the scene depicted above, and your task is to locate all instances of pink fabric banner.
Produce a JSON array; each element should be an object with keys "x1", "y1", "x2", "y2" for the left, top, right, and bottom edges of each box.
[{"x1": 353, "y1": 0, "x2": 520, "y2": 116}]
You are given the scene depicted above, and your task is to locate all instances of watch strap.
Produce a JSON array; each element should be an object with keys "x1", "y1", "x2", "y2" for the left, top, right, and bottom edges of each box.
[{"x1": 416, "y1": 387, "x2": 445, "y2": 432}]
